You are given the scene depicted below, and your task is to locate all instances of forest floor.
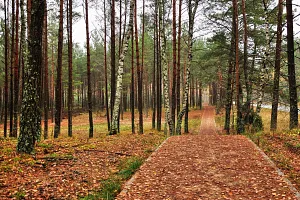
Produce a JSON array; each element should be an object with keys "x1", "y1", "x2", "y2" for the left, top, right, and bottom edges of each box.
[
  {"x1": 0, "y1": 109, "x2": 202, "y2": 199},
  {"x1": 117, "y1": 106, "x2": 299, "y2": 200}
]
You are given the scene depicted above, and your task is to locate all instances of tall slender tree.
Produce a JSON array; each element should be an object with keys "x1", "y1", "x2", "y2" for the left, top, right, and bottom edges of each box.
[
  {"x1": 176, "y1": 0, "x2": 200, "y2": 135},
  {"x1": 54, "y1": 0, "x2": 64, "y2": 138},
  {"x1": 17, "y1": 0, "x2": 44, "y2": 153},
  {"x1": 85, "y1": 0, "x2": 94, "y2": 138},
  {"x1": 270, "y1": 0, "x2": 283, "y2": 130},
  {"x1": 4, "y1": 0, "x2": 8, "y2": 138},
  {"x1": 286, "y1": 0, "x2": 298, "y2": 129},
  {"x1": 43, "y1": 0, "x2": 49, "y2": 139},
  {"x1": 110, "y1": 0, "x2": 135, "y2": 134},
  {"x1": 12, "y1": 0, "x2": 20, "y2": 137},
  {"x1": 171, "y1": 0, "x2": 177, "y2": 134},
  {"x1": 110, "y1": 0, "x2": 116, "y2": 131},
  {"x1": 68, "y1": 0, "x2": 73, "y2": 137},
  {"x1": 104, "y1": 0, "x2": 110, "y2": 131},
  {"x1": 176, "y1": 0, "x2": 182, "y2": 116},
  {"x1": 134, "y1": 0, "x2": 143, "y2": 134},
  {"x1": 10, "y1": 0, "x2": 15, "y2": 137}
]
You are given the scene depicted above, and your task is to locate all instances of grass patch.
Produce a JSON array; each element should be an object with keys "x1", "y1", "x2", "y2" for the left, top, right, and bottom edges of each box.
[
  {"x1": 82, "y1": 157, "x2": 143, "y2": 200},
  {"x1": 37, "y1": 143, "x2": 53, "y2": 149},
  {"x1": 118, "y1": 157, "x2": 143, "y2": 180}
]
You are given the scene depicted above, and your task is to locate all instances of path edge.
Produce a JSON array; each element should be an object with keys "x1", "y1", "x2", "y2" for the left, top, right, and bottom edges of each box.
[
  {"x1": 247, "y1": 137, "x2": 300, "y2": 199},
  {"x1": 117, "y1": 136, "x2": 171, "y2": 197}
]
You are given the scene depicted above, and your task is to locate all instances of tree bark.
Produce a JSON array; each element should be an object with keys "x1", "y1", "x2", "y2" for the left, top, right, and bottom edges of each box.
[
  {"x1": 176, "y1": 0, "x2": 199, "y2": 135},
  {"x1": 4, "y1": 0, "x2": 8, "y2": 137},
  {"x1": 104, "y1": 0, "x2": 110, "y2": 131},
  {"x1": 159, "y1": 0, "x2": 173, "y2": 136},
  {"x1": 134, "y1": 0, "x2": 143, "y2": 134},
  {"x1": 111, "y1": 0, "x2": 116, "y2": 126},
  {"x1": 131, "y1": 27, "x2": 135, "y2": 133},
  {"x1": 270, "y1": 0, "x2": 283, "y2": 131},
  {"x1": 85, "y1": 0, "x2": 94, "y2": 138},
  {"x1": 43, "y1": 0, "x2": 49, "y2": 139},
  {"x1": 54, "y1": 0, "x2": 64, "y2": 138},
  {"x1": 17, "y1": 0, "x2": 44, "y2": 153},
  {"x1": 10, "y1": 0, "x2": 15, "y2": 137},
  {"x1": 177, "y1": 0, "x2": 182, "y2": 116},
  {"x1": 286, "y1": 0, "x2": 298, "y2": 129},
  {"x1": 67, "y1": 0, "x2": 73, "y2": 137},
  {"x1": 110, "y1": 0, "x2": 135, "y2": 135}
]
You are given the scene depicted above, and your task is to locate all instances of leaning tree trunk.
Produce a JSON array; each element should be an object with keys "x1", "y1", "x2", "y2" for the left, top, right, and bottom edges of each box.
[
  {"x1": 286, "y1": 0, "x2": 298, "y2": 129},
  {"x1": 270, "y1": 0, "x2": 283, "y2": 131},
  {"x1": 17, "y1": 0, "x2": 44, "y2": 153},
  {"x1": 159, "y1": 0, "x2": 173, "y2": 136},
  {"x1": 176, "y1": 0, "x2": 200, "y2": 135},
  {"x1": 85, "y1": 0, "x2": 94, "y2": 138},
  {"x1": 54, "y1": 0, "x2": 64, "y2": 138},
  {"x1": 110, "y1": 0, "x2": 135, "y2": 135}
]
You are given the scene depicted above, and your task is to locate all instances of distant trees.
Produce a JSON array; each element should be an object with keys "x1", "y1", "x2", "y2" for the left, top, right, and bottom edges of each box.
[{"x1": 1, "y1": 0, "x2": 300, "y2": 154}]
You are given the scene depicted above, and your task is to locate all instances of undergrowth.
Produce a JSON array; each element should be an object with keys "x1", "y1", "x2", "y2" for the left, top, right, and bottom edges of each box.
[{"x1": 81, "y1": 156, "x2": 143, "y2": 200}]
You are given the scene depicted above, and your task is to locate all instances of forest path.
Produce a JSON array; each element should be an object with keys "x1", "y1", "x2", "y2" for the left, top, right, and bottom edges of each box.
[{"x1": 116, "y1": 106, "x2": 299, "y2": 200}]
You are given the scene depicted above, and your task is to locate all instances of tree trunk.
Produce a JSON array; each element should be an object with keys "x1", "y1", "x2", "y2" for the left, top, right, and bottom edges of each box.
[
  {"x1": 256, "y1": 0, "x2": 270, "y2": 114},
  {"x1": 270, "y1": 0, "x2": 283, "y2": 131},
  {"x1": 4, "y1": 0, "x2": 8, "y2": 137},
  {"x1": 111, "y1": 0, "x2": 116, "y2": 126},
  {"x1": 286, "y1": 0, "x2": 298, "y2": 129},
  {"x1": 152, "y1": 6, "x2": 157, "y2": 129},
  {"x1": 17, "y1": 0, "x2": 44, "y2": 153},
  {"x1": 233, "y1": 0, "x2": 243, "y2": 134},
  {"x1": 177, "y1": 0, "x2": 182, "y2": 116},
  {"x1": 85, "y1": 0, "x2": 94, "y2": 138},
  {"x1": 43, "y1": 0, "x2": 49, "y2": 139},
  {"x1": 159, "y1": 0, "x2": 173, "y2": 136},
  {"x1": 12, "y1": 0, "x2": 20, "y2": 137},
  {"x1": 242, "y1": 0, "x2": 251, "y2": 125},
  {"x1": 131, "y1": 28, "x2": 135, "y2": 133},
  {"x1": 171, "y1": 0, "x2": 176, "y2": 135},
  {"x1": 67, "y1": 0, "x2": 73, "y2": 137},
  {"x1": 110, "y1": 0, "x2": 134, "y2": 135},
  {"x1": 176, "y1": 0, "x2": 199, "y2": 135},
  {"x1": 54, "y1": 0, "x2": 64, "y2": 138},
  {"x1": 134, "y1": 0, "x2": 143, "y2": 134},
  {"x1": 10, "y1": 0, "x2": 15, "y2": 137},
  {"x1": 104, "y1": 0, "x2": 110, "y2": 131},
  {"x1": 156, "y1": 0, "x2": 162, "y2": 132}
]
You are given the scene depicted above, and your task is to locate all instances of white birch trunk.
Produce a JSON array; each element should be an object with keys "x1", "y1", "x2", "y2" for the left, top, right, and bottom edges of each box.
[{"x1": 110, "y1": 0, "x2": 134, "y2": 134}]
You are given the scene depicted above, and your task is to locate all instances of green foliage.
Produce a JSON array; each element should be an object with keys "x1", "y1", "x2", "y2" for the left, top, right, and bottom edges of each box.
[
  {"x1": 118, "y1": 157, "x2": 143, "y2": 180},
  {"x1": 14, "y1": 190, "x2": 26, "y2": 200},
  {"x1": 252, "y1": 113, "x2": 263, "y2": 132}
]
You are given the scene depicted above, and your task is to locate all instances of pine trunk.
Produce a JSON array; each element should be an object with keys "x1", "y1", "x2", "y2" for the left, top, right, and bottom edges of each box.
[
  {"x1": 43, "y1": 0, "x2": 49, "y2": 139},
  {"x1": 4, "y1": 0, "x2": 8, "y2": 138},
  {"x1": 171, "y1": 0, "x2": 176, "y2": 135},
  {"x1": 54, "y1": 0, "x2": 64, "y2": 138},
  {"x1": 85, "y1": 0, "x2": 94, "y2": 138},
  {"x1": 286, "y1": 0, "x2": 298, "y2": 129},
  {"x1": 17, "y1": 0, "x2": 44, "y2": 153},
  {"x1": 270, "y1": 0, "x2": 283, "y2": 131},
  {"x1": 104, "y1": 0, "x2": 110, "y2": 131}
]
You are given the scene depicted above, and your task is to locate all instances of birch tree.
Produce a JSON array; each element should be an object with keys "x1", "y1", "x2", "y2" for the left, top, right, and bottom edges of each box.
[
  {"x1": 176, "y1": 0, "x2": 200, "y2": 135},
  {"x1": 110, "y1": 0, "x2": 135, "y2": 135}
]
